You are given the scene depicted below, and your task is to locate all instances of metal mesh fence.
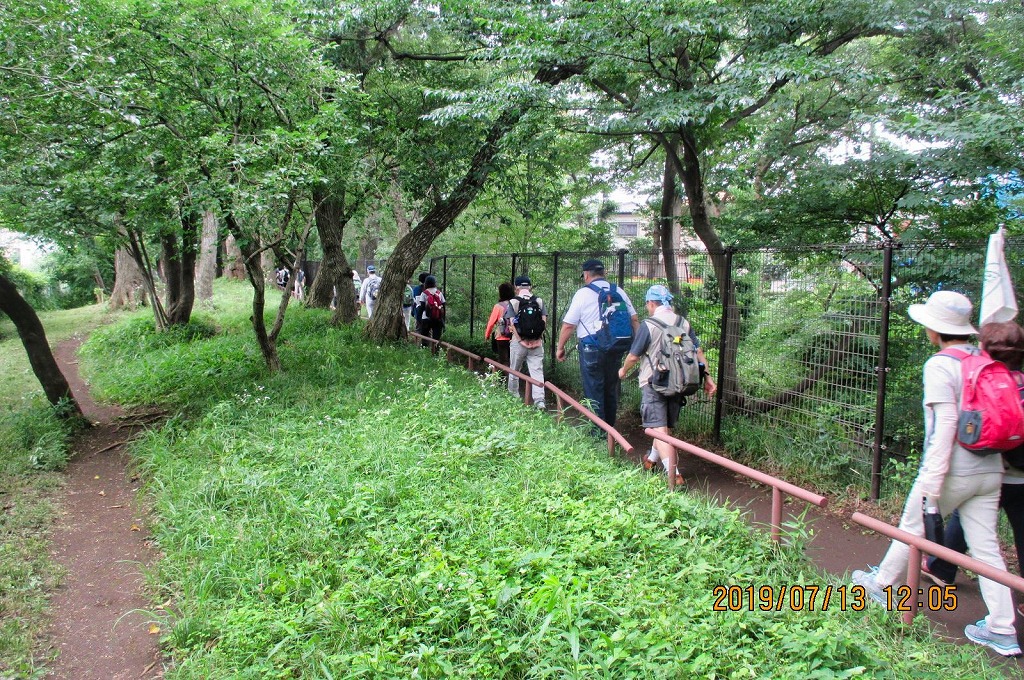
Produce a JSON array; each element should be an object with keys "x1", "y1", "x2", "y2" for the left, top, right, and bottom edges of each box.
[{"x1": 428, "y1": 237, "x2": 1024, "y2": 497}]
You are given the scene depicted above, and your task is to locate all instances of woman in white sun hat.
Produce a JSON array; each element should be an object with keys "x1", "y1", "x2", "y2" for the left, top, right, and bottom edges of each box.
[{"x1": 852, "y1": 290, "x2": 1020, "y2": 657}]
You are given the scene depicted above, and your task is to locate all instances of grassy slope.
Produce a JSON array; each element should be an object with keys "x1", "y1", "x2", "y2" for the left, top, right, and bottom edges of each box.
[
  {"x1": 78, "y1": 280, "x2": 996, "y2": 679},
  {"x1": 0, "y1": 302, "x2": 108, "y2": 676}
]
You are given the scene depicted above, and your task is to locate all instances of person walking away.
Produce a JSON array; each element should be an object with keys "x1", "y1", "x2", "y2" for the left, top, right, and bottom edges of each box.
[
  {"x1": 416, "y1": 275, "x2": 446, "y2": 353},
  {"x1": 412, "y1": 272, "x2": 429, "y2": 335},
  {"x1": 275, "y1": 265, "x2": 289, "y2": 291},
  {"x1": 617, "y1": 285, "x2": 716, "y2": 490},
  {"x1": 556, "y1": 259, "x2": 639, "y2": 428},
  {"x1": 359, "y1": 264, "x2": 383, "y2": 318},
  {"x1": 505, "y1": 276, "x2": 547, "y2": 409},
  {"x1": 851, "y1": 291, "x2": 1019, "y2": 657},
  {"x1": 292, "y1": 267, "x2": 306, "y2": 301},
  {"x1": 485, "y1": 282, "x2": 515, "y2": 368},
  {"x1": 402, "y1": 280, "x2": 417, "y2": 330},
  {"x1": 922, "y1": 321, "x2": 1024, "y2": 604}
]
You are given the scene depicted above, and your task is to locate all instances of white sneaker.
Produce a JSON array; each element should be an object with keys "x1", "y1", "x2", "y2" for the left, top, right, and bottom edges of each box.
[
  {"x1": 965, "y1": 620, "x2": 1023, "y2": 657},
  {"x1": 850, "y1": 567, "x2": 887, "y2": 606}
]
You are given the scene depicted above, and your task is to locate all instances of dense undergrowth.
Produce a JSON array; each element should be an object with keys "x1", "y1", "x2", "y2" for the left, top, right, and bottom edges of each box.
[{"x1": 76, "y1": 285, "x2": 997, "y2": 679}]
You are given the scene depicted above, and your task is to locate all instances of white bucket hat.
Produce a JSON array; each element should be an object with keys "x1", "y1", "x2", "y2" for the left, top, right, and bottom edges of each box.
[{"x1": 908, "y1": 290, "x2": 978, "y2": 335}]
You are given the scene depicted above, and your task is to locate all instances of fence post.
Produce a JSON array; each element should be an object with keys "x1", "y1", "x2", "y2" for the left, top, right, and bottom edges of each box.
[
  {"x1": 442, "y1": 256, "x2": 448, "y2": 295},
  {"x1": 550, "y1": 252, "x2": 560, "y2": 367},
  {"x1": 713, "y1": 247, "x2": 735, "y2": 442},
  {"x1": 871, "y1": 241, "x2": 895, "y2": 502},
  {"x1": 617, "y1": 249, "x2": 627, "y2": 288},
  {"x1": 511, "y1": 253, "x2": 518, "y2": 283},
  {"x1": 470, "y1": 254, "x2": 477, "y2": 338},
  {"x1": 429, "y1": 256, "x2": 439, "y2": 275}
]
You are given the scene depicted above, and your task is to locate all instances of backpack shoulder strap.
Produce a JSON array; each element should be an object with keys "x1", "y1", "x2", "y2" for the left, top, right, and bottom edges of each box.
[
  {"x1": 645, "y1": 317, "x2": 668, "y2": 330},
  {"x1": 585, "y1": 282, "x2": 604, "y2": 297},
  {"x1": 938, "y1": 347, "x2": 970, "y2": 361}
]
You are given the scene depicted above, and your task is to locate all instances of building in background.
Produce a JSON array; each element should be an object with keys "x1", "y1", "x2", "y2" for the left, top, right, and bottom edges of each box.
[{"x1": 0, "y1": 229, "x2": 50, "y2": 271}]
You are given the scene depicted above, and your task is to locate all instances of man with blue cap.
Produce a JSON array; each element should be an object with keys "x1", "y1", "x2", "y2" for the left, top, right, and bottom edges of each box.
[{"x1": 618, "y1": 284, "x2": 716, "y2": 490}]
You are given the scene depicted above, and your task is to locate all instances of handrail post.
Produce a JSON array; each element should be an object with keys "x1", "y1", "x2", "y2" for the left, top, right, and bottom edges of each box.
[
  {"x1": 470, "y1": 254, "x2": 477, "y2": 338},
  {"x1": 555, "y1": 394, "x2": 564, "y2": 422},
  {"x1": 550, "y1": 252, "x2": 560, "y2": 367},
  {"x1": 713, "y1": 247, "x2": 735, "y2": 442},
  {"x1": 871, "y1": 241, "x2": 895, "y2": 501},
  {"x1": 771, "y1": 486, "x2": 783, "y2": 543},
  {"x1": 608, "y1": 432, "x2": 615, "y2": 457},
  {"x1": 904, "y1": 544, "x2": 922, "y2": 624}
]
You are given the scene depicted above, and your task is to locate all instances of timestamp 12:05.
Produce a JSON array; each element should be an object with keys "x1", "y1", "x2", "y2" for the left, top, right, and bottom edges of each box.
[{"x1": 883, "y1": 584, "x2": 958, "y2": 612}]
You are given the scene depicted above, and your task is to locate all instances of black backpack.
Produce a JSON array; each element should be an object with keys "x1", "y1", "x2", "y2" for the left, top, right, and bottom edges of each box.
[{"x1": 512, "y1": 295, "x2": 545, "y2": 340}]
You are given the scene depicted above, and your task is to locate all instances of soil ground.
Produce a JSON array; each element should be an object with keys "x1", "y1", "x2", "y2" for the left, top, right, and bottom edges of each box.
[
  {"x1": 36, "y1": 337, "x2": 1024, "y2": 677},
  {"x1": 44, "y1": 337, "x2": 163, "y2": 680}
]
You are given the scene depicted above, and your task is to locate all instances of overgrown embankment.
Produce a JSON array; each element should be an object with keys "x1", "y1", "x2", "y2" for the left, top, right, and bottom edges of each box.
[{"x1": 79, "y1": 298, "x2": 995, "y2": 678}]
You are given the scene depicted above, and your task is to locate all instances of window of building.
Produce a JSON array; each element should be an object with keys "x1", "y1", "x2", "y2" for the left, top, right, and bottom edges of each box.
[{"x1": 616, "y1": 222, "x2": 638, "y2": 237}]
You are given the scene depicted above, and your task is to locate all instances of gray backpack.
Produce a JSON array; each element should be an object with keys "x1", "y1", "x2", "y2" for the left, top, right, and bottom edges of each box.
[{"x1": 645, "y1": 315, "x2": 701, "y2": 397}]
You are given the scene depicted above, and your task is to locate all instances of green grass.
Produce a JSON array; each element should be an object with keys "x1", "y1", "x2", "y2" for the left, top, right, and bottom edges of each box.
[
  {"x1": 0, "y1": 302, "x2": 109, "y2": 677},
  {"x1": 73, "y1": 293, "x2": 1000, "y2": 678}
]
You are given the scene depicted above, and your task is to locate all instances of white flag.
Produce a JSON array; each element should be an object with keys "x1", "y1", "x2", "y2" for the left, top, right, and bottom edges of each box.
[{"x1": 980, "y1": 226, "x2": 1018, "y2": 327}]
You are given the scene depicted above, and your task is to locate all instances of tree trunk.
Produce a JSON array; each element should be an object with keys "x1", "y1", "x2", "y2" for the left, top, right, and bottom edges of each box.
[
  {"x1": 664, "y1": 130, "x2": 738, "y2": 405},
  {"x1": 366, "y1": 63, "x2": 581, "y2": 341},
  {"x1": 223, "y1": 234, "x2": 247, "y2": 280},
  {"x1": 308, "y1": 187, "x2": 358, "y2": 320},
  {"x1": 109, "y1": 246, "x2": 145, "y2": 311},
  {"x1": 162, "y1": 208, "x2": 198, "y2": 326},
  {"x1": 0, "y1": 272, "x2": 85, "y2": 421},
  {"x1": 358, "y1": 213, "x2": 381, "y2": 268},
  {"x1": 195, "y1": 209, "x2": 218, "y2": 301},
  {"x1": 225, "y1": 213, "x2": 281, "y2": 372},
  {"x1": 659, "y1": 154, "x2": 682, "y2": 299}
]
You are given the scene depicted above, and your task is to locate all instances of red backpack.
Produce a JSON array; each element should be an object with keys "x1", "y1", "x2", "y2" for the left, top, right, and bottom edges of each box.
[
  {"x1": 424, "y1": 289, "x2": 445, "y2": 321},
  {"x1": 940, "y1": 348, "x2": 1024, "y2": 454}
]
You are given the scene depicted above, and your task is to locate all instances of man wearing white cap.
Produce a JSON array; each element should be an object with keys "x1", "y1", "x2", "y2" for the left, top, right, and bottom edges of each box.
[
  {"x1": 359, "y1": 264, "x2": 382, "y2": 318},
  {"x1": 852, "y1": 290, "x2": 1019, "y2": 656},
  {"x1": 618, "y1": 285, "x2": 716, "y2": 490}
]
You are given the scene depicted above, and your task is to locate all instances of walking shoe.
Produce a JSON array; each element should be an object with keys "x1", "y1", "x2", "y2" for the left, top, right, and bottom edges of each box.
[
  {"x1": 535, "y1": 401, "x2": 546, "y2": 410},
  {"x1": 642, "y1": 458, "x2": 655, "y2": 471},
  {"x1": 673, "y1": 471, "x2": 686, "y2": 487},
  {"x1": 920, "y1": 556, "x2": 953, "y2": 587},
  {"x1": 850, "y1": 567, "x2": 887, "y2": 606},
  {"x1": 965, "y1": 620, "x2": 1023, "y2": 657}
]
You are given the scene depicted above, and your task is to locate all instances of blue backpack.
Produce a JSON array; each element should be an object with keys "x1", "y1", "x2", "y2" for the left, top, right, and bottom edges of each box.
[{"x1": 586, "y1": 283, "x2": 634, "y2": 352}]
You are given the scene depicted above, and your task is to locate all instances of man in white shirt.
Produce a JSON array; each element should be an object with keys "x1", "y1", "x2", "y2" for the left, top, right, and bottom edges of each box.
[
  {"x1": 358, "y1": 264, "x2": 382, "y2": 318},
  {"x1": 555, "y1": 259, "x2": 639, "y2": 428}
]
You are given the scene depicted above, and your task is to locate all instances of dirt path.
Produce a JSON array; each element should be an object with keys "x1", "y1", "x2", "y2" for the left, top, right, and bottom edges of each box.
[{"x1": 44, "y1": 337, "x2": 163, "y2": 680}]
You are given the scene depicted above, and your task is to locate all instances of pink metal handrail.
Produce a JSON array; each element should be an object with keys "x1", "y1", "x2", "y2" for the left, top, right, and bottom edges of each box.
[
  {"x1": 547, "y1": 381, "x2": 634, "y2": 456},
  {"x1": 482, "y1": 358, "x2": 545, "y2": 407},
  {"x1": 439, "y1": 341, "x2": 481, "y2": 371},
  {"x1": 646, "y1": 428, "x2": 827, "y2": 543},
  {"x1": 851, "y1": 511, "x2": 1024, "y2": 623}
]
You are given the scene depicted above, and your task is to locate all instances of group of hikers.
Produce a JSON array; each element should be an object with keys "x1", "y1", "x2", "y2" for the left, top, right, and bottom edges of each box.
[
  {"x1": 344, "y1": 260, "x2": 1024, "y2": 657},
  {"x1": 485, "y1": 268, "x2": 1024, "y2": 659}
]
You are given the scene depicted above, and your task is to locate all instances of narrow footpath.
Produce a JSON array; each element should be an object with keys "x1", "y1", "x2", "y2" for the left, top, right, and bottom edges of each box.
[{"x1": 45, "y1": 337, "x2": 163, "y2": 680}]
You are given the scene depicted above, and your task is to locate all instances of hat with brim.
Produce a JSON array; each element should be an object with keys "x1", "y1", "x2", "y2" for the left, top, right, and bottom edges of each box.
[
  {"x1": 908, "y1": 290, "x2": 977, "y2": 335},
  {"x1": 581, "y1": 259, "x2": 605, "y2": 272}
]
